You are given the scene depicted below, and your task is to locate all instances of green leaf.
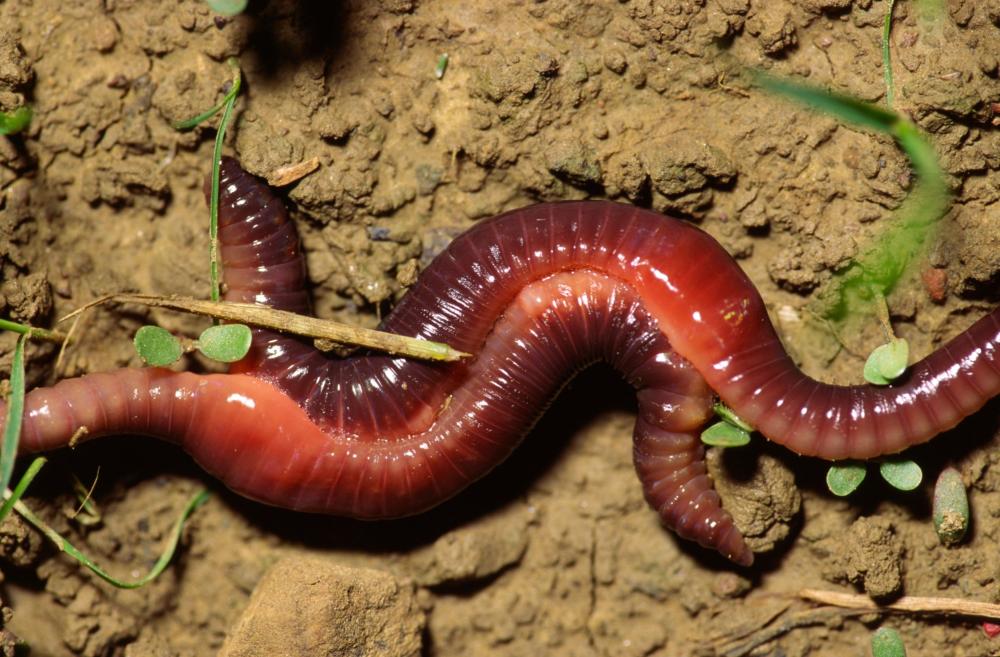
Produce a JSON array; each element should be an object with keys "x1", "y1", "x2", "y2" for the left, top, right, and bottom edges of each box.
[
  {"x1": 0, "y1": 106, "x2": 32, "y2": 135},
  {"x1": 826, "y1": 463, "x2": 866, "y2": 497},
  {"x1": 1, "y1": 334, "x2": 28, "y2": 498},
  {"x1": 173, "y1": 58, "x2": 241, "y2": 131},
  {"x1": 871, "y1": 627, "x2": 907, "y2": 657},
  {"x1": 712, "y1": 403, "x2": 754, "y2": 432},
  {"x1": 755, "y1": 73, "x2": 900, "y2": 133},
  {"x1": 879, "y1": 458, "x2": 922, "y2": 491},
  {"x1": 932, "y1": 466, "x2": 969, "y2": 546},
  {"x1": 0, "y1": 457, "x2": 46, "y2": 524},
  {"x1": 13, "y1": 489, "x2": 209, "y2": 589},
  {"x1": 134, "y1": 326, "x2": 183, "y2": 366},
  {"x1": 761, "y1": 74, "x2": 950, "y2": 328},
  {"x1": 196, "y1": 324, "x2": 252, "y2": 363},
  {"x1": 205, "y1": 0, "x2": 247, "y2": 16},
  {"x1": 700, "y1": 421, "x2": 751, "y2": 448},
  {"x1": 864, "y1": 338, "x2": 909, "y2": 385}
]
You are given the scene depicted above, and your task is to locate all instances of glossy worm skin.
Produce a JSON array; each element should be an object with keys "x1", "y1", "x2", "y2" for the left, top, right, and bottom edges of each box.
[{"x1": 8, "y1": 159, "x2": 1000, "y2": 567}]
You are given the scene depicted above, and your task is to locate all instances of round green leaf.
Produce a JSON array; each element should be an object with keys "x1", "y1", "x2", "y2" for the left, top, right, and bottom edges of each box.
[
  {"x1": 196, "y1": 324, "x2": 252, "y2": 363},
  {"x1": 879, "y1": 458, "x2": 922, "y2": 491},
  {"x1": 700, "y1": 421, "x2": 751, "y2": 448},
  {"x1": 864, "y1": 338, "x2": 909, "y2": 385},
  {"x1": 206, "y1": 0, "x2": 247, "y2": 15},
  {"x1": 826, "y1": 462, "x2": 866, "y2": 497},
  {"x1": 871, "y1": 627, "x2": 907, "y2": 657},
  {"x1": 134, "y1": 326, "x2": 183, "y2": 367}
]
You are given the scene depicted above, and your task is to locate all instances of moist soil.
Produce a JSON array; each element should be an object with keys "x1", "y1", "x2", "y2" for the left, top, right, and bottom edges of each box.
[{"x1": 1, "y1": 1, "x2": 1000, "y2": 656}]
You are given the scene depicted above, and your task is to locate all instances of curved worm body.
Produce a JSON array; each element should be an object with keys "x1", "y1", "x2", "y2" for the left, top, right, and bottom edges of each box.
[{"x1": 9, "y1": 159, "x2": 1000, "y2": 566}]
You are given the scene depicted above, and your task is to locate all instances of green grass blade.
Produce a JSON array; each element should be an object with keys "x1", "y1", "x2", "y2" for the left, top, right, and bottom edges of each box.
[
  {"x1": 755, "y1": 73, "x2": 899, "y2": 133},
  {"x1": 758, "y1": 74, "x2": 951, "y2": 324},
  {"x1": 0, "y1": 106, "x2": 32, "y2": 135},
  {"x1": 1, "y1": 334, "x2": 28, "y2": 496},
  {"x1": 0, "y1": 456, "x2": 46, "y2": 523},
  {"x1": 883, "y1": 0, "x2": 896, "y2": 108},
  {"x1": 14, "y1": 489, "x2": 210, "y2": 589},
  {"x1": 172, "y1": 59, "x2": 242, "y2": 131},
  {"x1": 173, "y1": 101, "x2": 229, "y2": 131},
  {"x1": 209, "y1": 93, "x2": 236, "y2": 302},
  {"x1": 209, "y1": 59, "x2": 242, "y2": 304}
]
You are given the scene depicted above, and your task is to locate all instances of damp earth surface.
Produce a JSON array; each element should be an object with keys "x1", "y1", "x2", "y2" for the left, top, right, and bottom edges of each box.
[{"x1": 1, "y1": 1, "x2": 1000, "y2": 656}]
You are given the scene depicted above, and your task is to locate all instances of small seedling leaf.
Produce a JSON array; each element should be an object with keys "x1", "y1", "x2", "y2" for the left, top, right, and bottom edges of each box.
[
  {"x1": 864, "y1": 338, "x2": 909, "y2": 385},
  {"x1": 701, "y1": 421, "x2": 751, "y2": 448},
  {"x1": 0, "y1": 106, "x2": 32, "y2": 135},
  {"x1": 932, "y1": 466, "x2": 969, "y2": 546},
  {"x1": 826, "y1": 462, "x2": 867, "y2": 497},
  {"x1": 134, "y1": 326, "x2": 183, "y2": 366},
  {"x1": 196, "y1": 324, "x2": 252, "y2": 363},
  {"x1": 871, "y1": 626, "x2": 907, "y2": 657},
  {"x1": 879, "y1": 458, "x2": 922, "y2": 491},
  {"x1": 712, "y1": 403, "x2": 754, "y2": 432},
  {"x1": 206, "y1": 0, "x2": 247, "y2": 16}
]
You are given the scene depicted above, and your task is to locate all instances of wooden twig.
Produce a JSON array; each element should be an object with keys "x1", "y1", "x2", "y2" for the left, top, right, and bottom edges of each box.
[
  {"x1": 706, "y1": 588, "x2": 1000, "y2": 657},
  {"x1": 799, "y1": 588, "x2": 1000, "y2": 620},
  {"x1": 59, "y1": 294, "x2": 470, "y2": 363}
]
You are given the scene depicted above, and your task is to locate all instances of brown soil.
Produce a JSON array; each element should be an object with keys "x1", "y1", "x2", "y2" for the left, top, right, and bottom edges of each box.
[{"x1": 1, "y1": 1, "x2": 1000, "y2": 656}]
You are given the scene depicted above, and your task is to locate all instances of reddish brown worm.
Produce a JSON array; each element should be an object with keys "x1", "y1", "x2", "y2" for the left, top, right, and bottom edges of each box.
[{"x1": 6, "y1": 158, "x2": 1000, "y2": 566}]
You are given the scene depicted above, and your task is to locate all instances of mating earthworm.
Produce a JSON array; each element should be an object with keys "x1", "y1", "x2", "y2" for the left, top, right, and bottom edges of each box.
[{"x1": 6, "y1": 158, "x2": 1000, "y2": 567}]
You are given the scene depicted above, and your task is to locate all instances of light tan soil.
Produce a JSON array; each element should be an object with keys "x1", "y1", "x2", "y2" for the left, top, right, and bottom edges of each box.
[{"x1": 1, "y1": 1, "x2": 1000, "y2": 656}]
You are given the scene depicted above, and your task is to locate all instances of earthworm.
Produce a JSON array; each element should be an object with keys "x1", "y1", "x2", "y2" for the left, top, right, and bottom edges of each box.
[{"x1": 7, "y1": 158, "x2": 1000, "y2": 567}]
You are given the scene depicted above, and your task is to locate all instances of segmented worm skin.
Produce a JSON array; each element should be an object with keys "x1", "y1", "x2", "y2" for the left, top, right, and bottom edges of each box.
[{"x1": 10, "y1": 158, "x2": 1000, "y2": 567}]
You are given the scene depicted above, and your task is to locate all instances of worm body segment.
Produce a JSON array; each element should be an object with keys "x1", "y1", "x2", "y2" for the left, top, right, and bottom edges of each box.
[{"x1": 11, "y1": 159, "x2": 1000, "y2": 566}]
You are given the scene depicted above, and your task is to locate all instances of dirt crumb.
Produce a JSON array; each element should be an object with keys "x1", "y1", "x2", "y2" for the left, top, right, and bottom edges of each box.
[
  {"x1": 745, "y1": 5, "x2": 798, "y2": 55},
  {"x1": 218, "y1": 557, "x2": 425, "y2": 657},
  {"x1": 0, "y1": 272, "x2": 52, "y2": 324},
  {"x1": 403, "y1": 506, "x2": 531, "y2": 586},
  {"x1": 838, "y1": 516, "x2": 904, "y2": 600},
  {"x1": 0, "y1": 514, "x2": 43, "y2": 568},
  {"x1": 706, "y1": 449, "x2": 801, "y2": 555}
]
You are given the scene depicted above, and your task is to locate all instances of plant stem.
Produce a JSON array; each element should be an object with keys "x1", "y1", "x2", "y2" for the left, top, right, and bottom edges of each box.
[
  {"x1": 0, "y1": 318, "x2": 67, "y2": 343},
  {"x1": 63, "y1": 294, "x2": 471, "y2": 362}
]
